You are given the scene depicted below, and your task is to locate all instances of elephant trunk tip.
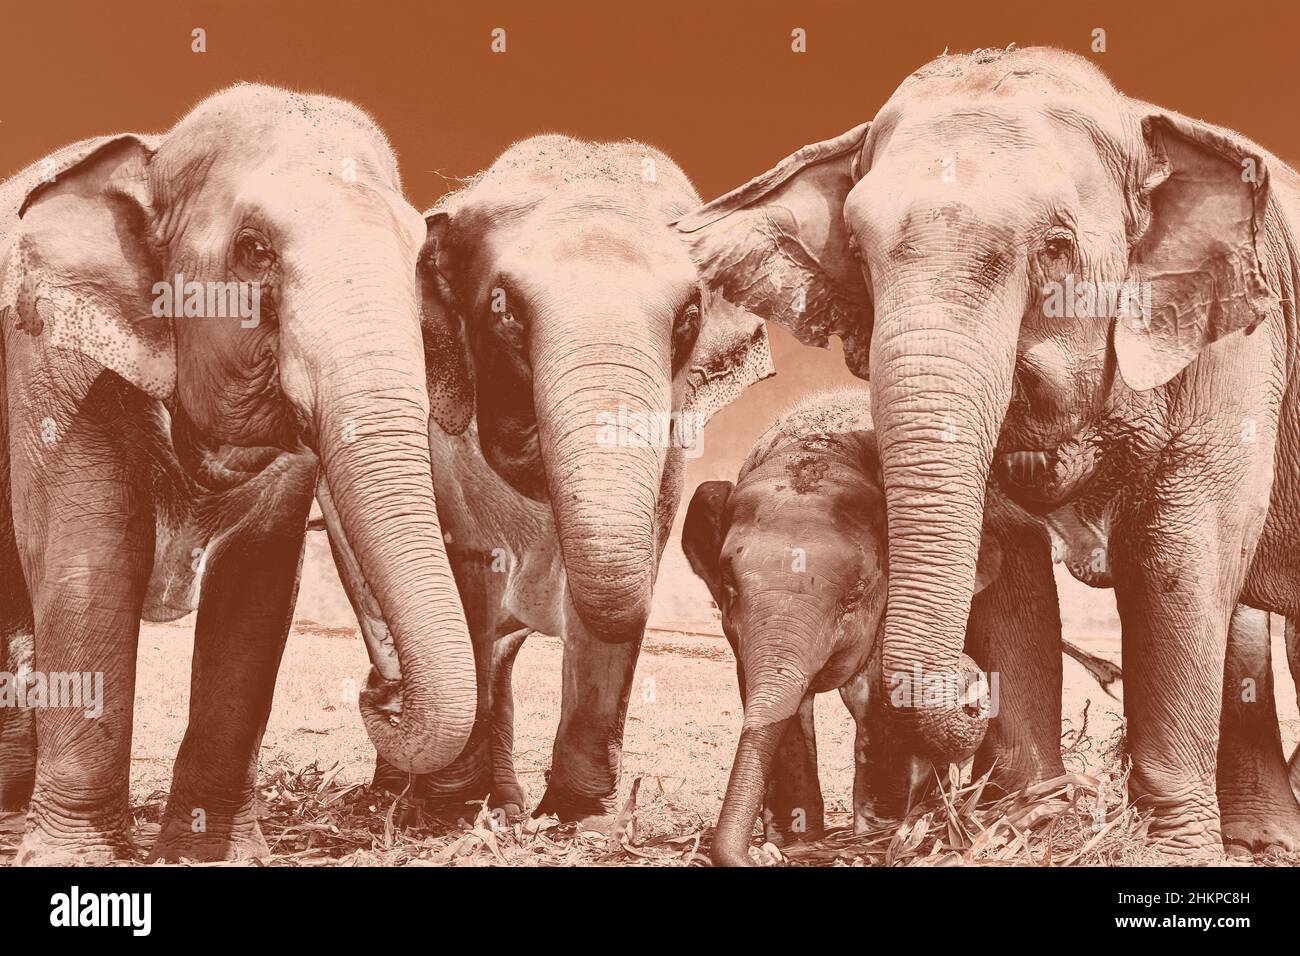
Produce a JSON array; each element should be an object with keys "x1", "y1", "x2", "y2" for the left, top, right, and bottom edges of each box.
[
  {"x1": 883, "y1": 653, "x2": 991, "y2": 766},
  {"x1": 710, "y1": 842, "x2": 757, "y2": 868}
]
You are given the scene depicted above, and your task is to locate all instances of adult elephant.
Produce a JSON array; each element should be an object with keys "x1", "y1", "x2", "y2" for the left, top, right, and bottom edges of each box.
[
  {"x1": 677, "y1": 46, "x2": 1300, "y2": 853},
  {"x1": 326, "y1": 134, "x2": 772, "y2": 828},
  {"x1": 0, "y1": 84, "x2": 477, "y2": 863}
]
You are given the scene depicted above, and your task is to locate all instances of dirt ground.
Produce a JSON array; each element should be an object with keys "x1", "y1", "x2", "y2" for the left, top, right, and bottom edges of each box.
[{"x1": 3, "y1": 565, "x2": 1297, "y2": 866}]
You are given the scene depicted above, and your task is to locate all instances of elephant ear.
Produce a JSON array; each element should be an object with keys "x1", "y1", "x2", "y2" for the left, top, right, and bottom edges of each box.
[
  {"x1": 419, "y1": 211, "x2": 475, "y2": 435},
  {"x1": 0, "y1": 135, "x2": 174, "y2": 399},
  {"x1": 682, "y1": 479, "x2": 734, "y2": 607},
  {"x1": 673, "y1": 122, "x2": 873, "y2": 378},
  {"x1": 1114, "y1": 112, "x2": 1280, "y2": 391},
  {"x1": 680, "y1": 289, "x2": 775, "y2": 427}
]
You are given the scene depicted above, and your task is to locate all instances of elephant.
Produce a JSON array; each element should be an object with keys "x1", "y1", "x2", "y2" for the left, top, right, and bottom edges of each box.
[
  {"x1": 0, "y1": 84, "x2": 479, "y2": 863},
  {"x1": 677, "y1": 45, "x2": 1300, "y2": 853},
  {"x1": 683, "y1": 388, "x2": 1300, "y2": 864},
  {"x1": 683, "y1": 388, "x2": 996, "y2": 866},
  {"x1": 325, "y1": 134, "x2": 773, "y2": 827}
]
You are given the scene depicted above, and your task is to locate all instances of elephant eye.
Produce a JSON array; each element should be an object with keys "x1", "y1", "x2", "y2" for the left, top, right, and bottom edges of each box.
[
  {"x1": 234, "y1": 230, "x2": 276, "y2": 273},
  {"x1": 672, "y1": 300, "x2": 701, "y2": 374},
  {"x1": 1041, "y1": 230, "x2": 1075, "y2": 262},
  {"x1": 1037, "y1": 229, "x2": 1076, "y2": 288}
]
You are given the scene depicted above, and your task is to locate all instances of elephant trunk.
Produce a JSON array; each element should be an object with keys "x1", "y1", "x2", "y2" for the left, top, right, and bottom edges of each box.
[
  {"x1": 713, "y1": 603, "x2": 816, "y2": 867},
  {"x1": 871, "y1": 298, "x2": 1016, "y2": 765},
  {"x1": 531, "y1": 306, "x2": 670, "y2": 643},
  {"x1": 287, "y1": 241, "x2": 476, "y2": 774}
]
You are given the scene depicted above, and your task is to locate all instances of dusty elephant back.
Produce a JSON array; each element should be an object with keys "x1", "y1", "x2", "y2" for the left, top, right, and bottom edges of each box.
[
  {"x1": 740, "y1": 387, "x2": 876, "y2": 480},
  {"x1": 434, "y1": 134, "x2": 700, "y2": 224}
]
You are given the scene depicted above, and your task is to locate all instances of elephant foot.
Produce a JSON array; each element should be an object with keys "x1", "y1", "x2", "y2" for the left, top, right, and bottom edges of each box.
[
  {"x1": 1141, "y1": 815, "x2": 1224, "y2": 859},
  {"x1": 1221, "y1": 802, "x2": 1300, "y2": 856},
  {"x1": 0, "y1": 712, "x2": 36, "y2": 811},
  {"x1": 533, "y1": 787, "x2": 622, "y2": 834},
  {"x1": 763, "y1": 818, "x2": 824, "y2": 847},
  {"x1": 1130, "y1": 774, "x2": 1223, "y2": 857},
  {"x1": 148, "y1": 813, "x2": 269, "y2": 863},
  {"x1": 371, "y1": 758, "x2": 418, "y2": 796},
  {"x1": 371, "y1": 753, "x2": 526, "y2": 827},
  {"x1": 974, "y1": 746, "x2": 1066, "y2": 799},
  {"x1": 419, "y1": 784, "x2": 528, "y2": 829},
  {"x1": 15, "y1": 823, "x2": 137, "y2": 866}
]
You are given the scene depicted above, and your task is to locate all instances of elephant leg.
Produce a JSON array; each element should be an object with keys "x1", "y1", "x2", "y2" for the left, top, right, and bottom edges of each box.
[
  {"x1": 1112, "y1": 520, "x2": 1238, "y2": 854},
  {"x1": 841, "y1": 656, "x2": 936, "y2": 826},
  {"x1": 407, "y1": 626, "x2": 531, "y2": 820},
  {"x1": 0, "y1": 629, "x2": 35, "y2": 811},
  {"x1": 1287, "y1": 618, "x2": 1300, "y2": 801},
  {"x1": 840, "y1": 666, "x2": 876, "y2": 832},
  {"x1": 762, "y1": 693, "x2": 824, "y2": 846},
  {"x1": 150, "y1": 462, "x2": 315, "y2": 862},
  {"x1": 0, "y1": 377, "x2": 35, "y2": 813},
  {"x1": 15, "y1": 443, "x2": 153, "y2": 862},
  {"x1": 533, "y1": 611, "x2": 641, "y2": 828},
  {"x1": 482, "y1": 627, "x2": 529, "y2": 816},
  {"x1": 0, "y1": 509, "x2": 35, "y2": 810},
  {"x1": 372, "y1": 543, "x2": 528, "y2": 822},
  {"x1": 1217, "y1": 606, "x2": 1300, "y2": 854},
  {"x1": 967, "y1": 512, "x2": 1066, "y2": 793}
]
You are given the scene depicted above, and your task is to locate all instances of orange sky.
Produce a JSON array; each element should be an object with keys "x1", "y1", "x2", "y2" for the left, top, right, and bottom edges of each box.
[{"x1": 3, "y1": 0, "x2": 1295, "y2": 483}]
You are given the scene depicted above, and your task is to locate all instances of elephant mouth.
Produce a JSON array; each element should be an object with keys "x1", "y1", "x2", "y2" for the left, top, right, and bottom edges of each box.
[{"x1": 994, "y1": 440, "x2": 1096, "y2": 512}]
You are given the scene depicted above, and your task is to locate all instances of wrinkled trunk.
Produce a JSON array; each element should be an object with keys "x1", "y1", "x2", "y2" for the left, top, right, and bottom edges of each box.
[
  {"x1": 712, "y1": 720, "x2": 795, "y2": 867},
  {"x1": 287, "y1": 241, "x2": 476, "y2": 774},
  {"x1": 870, "y1": 299, "x2": 1017, "y2": 765},
  {"x1": 531, "y1": 306, "x2": 669, "y2": 643},
  {"x1": 712, "y1": 605, "x2": 817, "y2": 866}
]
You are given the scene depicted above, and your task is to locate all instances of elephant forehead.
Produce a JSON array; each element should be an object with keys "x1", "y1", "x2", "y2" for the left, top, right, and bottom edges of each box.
[
  {"x1": 501, "y1": 236, "x2": 695, "y2": 299},
  {"x1": 549, "y1": 227, "x2": 651, "y2": 266}
]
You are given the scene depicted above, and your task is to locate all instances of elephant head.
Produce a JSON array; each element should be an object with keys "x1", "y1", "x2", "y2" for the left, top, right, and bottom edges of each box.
[
  {"x1": 420, "y1": 135, "x2": 772, "y2": 643},
  {"x1": 678, "y1": 47, "x2": 1277, "y2": 766},
  {"x1": 0, "y1": 84, "x2": 477, "y2": 773}
]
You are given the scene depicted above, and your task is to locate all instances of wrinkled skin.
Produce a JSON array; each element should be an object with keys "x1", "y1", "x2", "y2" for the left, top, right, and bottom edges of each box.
[
  {"x1": 681, "y1": 46, "x2": 1300, "y2": 853},
  {"x1": 335, "y1": 135, "x2": 772, "y2": 828},
  {"x1": 0, "y1": 85, "x2": 478, "y2": 863},
  {"x1": 1038, "y1": 456, "x2": 1300, "y2": 852},
  {"x1": 684, "y1": 389, "x2": 998, "y2": 866}
]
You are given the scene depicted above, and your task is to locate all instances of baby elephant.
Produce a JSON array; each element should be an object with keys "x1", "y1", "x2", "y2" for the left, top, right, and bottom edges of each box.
[{"x1": 684, "y1": 389, "x2": 993, "y2": 866}]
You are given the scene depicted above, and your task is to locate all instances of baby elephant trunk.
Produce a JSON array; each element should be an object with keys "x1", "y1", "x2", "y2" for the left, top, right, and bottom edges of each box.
[
  {"x1": 713, "y1": 613, "x2": 818, "y2": 866},
  {"x1": 712, "y1": 718, "x2": 798, "y2": 867}
]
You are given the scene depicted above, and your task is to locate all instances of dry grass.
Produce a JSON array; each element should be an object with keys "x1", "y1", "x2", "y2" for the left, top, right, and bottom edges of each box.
[{"x1": 1, "y1": 620, "x2": 1297, "y2": 867}]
